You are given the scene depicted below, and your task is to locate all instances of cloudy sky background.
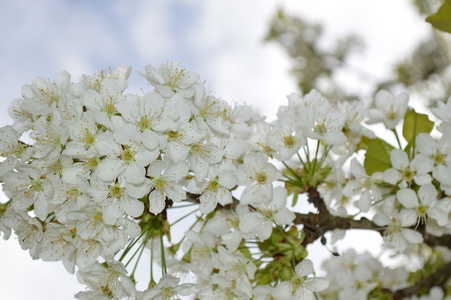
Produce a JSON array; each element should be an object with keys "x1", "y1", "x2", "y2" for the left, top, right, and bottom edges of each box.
[{"x1": 0, "y1": 0, "x2": 432, "y2": 298}]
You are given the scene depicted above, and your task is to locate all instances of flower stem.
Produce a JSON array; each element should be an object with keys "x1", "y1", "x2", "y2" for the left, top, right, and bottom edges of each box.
[
  {"x1": 150, "y1": 238, "x2": 154, "y2": 284},
  {"x1": 311, "y1": 140, "x2": 321, "y2": 176},
  {"x1": 131, "y1": 239, "x2": 146, "y2": 277},
  {"x1": 160, "y1": 231, "x2": 167, "y2": 276},
  {"x1": 391, "y1": 128, "x2": 403, "y2": 149},
  {"x1": 296, "y1": 151, "x2": 307, "y2": 169},
  {"x1": 167, "y1": 203, "x2": 198, "y2": 209},
  {"x1": 125, "y1": 241, "x2": 146, "y2": 268},
  {"x1": 171, "y1": 209, "x2": 199, "y2": 226}
]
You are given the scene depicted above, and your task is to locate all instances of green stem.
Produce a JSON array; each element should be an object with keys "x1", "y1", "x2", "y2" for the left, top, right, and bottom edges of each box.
[
  {"x1": 177, "y1": 216, "x2": 201, "y2": 246},
  {"x1": 304, "y1": 142, "x2": 311, "y2": 164},
  {"x1": 281, "y1": 161, "x2": 302, "y2": 182},
  {"x1": 160, "y1": 231, "x2": 167, "y2": 276},
  {"x1": 296, "y1": 151, "x2": 307, "y2": 170},
  {"x1": 391, "y1": 128, "x2": 403, "y2": 149},
  {"x1": 131, "y1": 239, "x2": 146, "y2": 277},
  {"x1": 171, "y1": 209, "x2": 199, "y2": 226},
  {"x1": 318, "y1": 145, "x2": 331, "y2": 169},
  {"x1": 119, "y1": 230, "x2": 146, "y2": 262},
  {"x1": 150, "y1": 238, "x2": 154, "y2": 284},
  {"x1": 371, "y1": 194, "x2": 391, "y2": 206},
  {"x1": 311, "y1": 140, "x2": 321, "y2": 176},
  {"x1": 167, "y1": 203, "x2": 198, "y2": 209},
  {"x1": 125, "y1": 242, "x2": 146, "y2": 268}
]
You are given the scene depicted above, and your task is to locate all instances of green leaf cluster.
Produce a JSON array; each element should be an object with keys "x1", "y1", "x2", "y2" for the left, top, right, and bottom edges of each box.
[
  {"x1": 254, "y1": 226, "x2": 307, "y2": 284},
  {"x1": 283, "y1": 161, "x2": 331, "y2": 206}
]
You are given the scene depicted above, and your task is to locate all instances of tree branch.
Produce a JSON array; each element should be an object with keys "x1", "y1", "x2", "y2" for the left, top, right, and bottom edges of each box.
[
  {"x1": 383, "y1": 261, "x2": 451, "y2": 300},
  {"x1": 184, "y1": 189, "x2": 451, "y2": 297},
  {"x1": 292, "y1": 188, "x2": 451, "y2": 249},
  {"x1": 185, "y1": 190, "x2": 451, "y2": 249}
]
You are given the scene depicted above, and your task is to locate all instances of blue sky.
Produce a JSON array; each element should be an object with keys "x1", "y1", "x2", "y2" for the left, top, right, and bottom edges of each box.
[{"x1": 0, "y1": 0, "x2": 432, "y2": 298}]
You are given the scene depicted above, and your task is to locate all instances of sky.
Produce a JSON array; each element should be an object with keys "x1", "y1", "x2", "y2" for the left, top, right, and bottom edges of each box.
[{"x1": 0, "y1": 0, "x2": 432, "y2": 298}]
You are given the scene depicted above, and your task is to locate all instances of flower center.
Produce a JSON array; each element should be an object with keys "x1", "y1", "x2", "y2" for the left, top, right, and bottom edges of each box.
[
  {"x1": 255, "y1": 171, "x2": 267, "y2": 184},
  {"x1": 283, "y1": 135, "x2": 296, "y2": 148},
  {"x1": 82, "y1": 130, "x2": 96, "y2": 148},
  {"x1": 401, "y1": 167, "x2": 415, "y2": 182},
  {"x1": 85, "y1": 157, "x2": 99, "y2": 171},
  {"x1": 108, "y1": 183, "x2": 124, "y2": 198},
  {"x1": 153, "y1": 176, "x2": 167, "y2": 190},
  {"x1": 314, "y1": 122, "x2": 327, "y2": 135},
  {"x1": 121, "y1": 147, "x2": 136, "y2": 164},
  {"x1": 433, "y1": 152, "x2": 446, "y2": 165},
  {"x1": 415, "y1": 203, "x2": 428, "y2": 227},
  {"x1": 290, "y1": 275, "x2": 305, "y2": 294},
  {"x1": 207, "y1": 179, "x2": 219, "y2": 191},
  {"x1": 138, "y1": 116, "x2": 151, "y2": 132},
  {"x1": 167, "y1": 131, "x2": 180, "y2": 142},
  {"x1": 387, "y1": 109, "x2": 398, "y2": 120}
]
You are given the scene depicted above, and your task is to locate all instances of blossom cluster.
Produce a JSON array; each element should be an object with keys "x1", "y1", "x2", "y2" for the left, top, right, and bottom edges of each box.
[{"x1": 0, "y1": 62, "x2": 450, "y2": 299}]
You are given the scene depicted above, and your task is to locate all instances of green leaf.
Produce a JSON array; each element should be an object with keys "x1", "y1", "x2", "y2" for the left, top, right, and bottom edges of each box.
[
  {"x1": 364, "y1": 138, "x2": 394, "y2": 175},
  {"x1": 402, "y1": 109, "x2": 434, "y2": 157},
  {"x1": 426, "y1": 0, "x2": 451, "y2": 33}
]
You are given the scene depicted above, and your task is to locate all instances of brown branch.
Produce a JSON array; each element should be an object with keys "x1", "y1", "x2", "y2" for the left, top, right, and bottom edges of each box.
[
  {"x1": 185, "y1": 190, "x2": 451, "y2": 249},
  {"x1": 292, "y1": 187, "x2": 451, "y2": 249},
  {"x1": 383, "y1": 261, "x2": 451, "y2": 300},
  {"x1": 184, "y1": 189, "x2": 451, "y2": 297}
]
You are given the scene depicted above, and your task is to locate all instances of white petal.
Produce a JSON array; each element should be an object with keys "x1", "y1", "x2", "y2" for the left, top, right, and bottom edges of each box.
[
  {"x1": 411, "y1": 154, "x2": 433, "y2": 173},
  {"x1": 305, "y1": 278, "x2": 329, "y2": 292},
  {"x1": 416, "y1": 133, "x2": 435, "y2": 156},
  {"x1": 124, "y1": 198, "x2": 144, "y2": 218},
  {"x1": 382, "y1": 168, "x2": 401, "y2": 185},
  {"x1": 126, "y1": 179, "x2": 152, "y2": 198},
  {"x1": 224, "y1": 139, "x2": 248, "y2": 159},
  {"x1": 402, "y1": 228, "x2": 423, "y2": 244},
  {"x1": 358, "y1": 191, "x2": 372, "y2": 213},
  {"x1": 97, "y1": 159, "x2": 124, "y2": 181},
  {"x1": 390, "y1": 149, "x2": 409, "y2": 170},
  {"x1": 113, "y1": 124, "x2": 140, "y2": 144},
  {"x1": 148, "y1": 190, "x2": 166, "y2": 214},
  {"x1": 147, "y1": 160, "x2": 166, "y2": 177},
  {"x1": 428, "y1": 208, "x2": 448, "y2": 226},
  {"x1": 34, "y1": 193, "x2": 49, "y2": 221},
  {"x1": 141, "y1": 130, "x2": 160, "y2": 150},
  {"x1": 350, "y1": 158, "x2": 366, "y2": 179},
  {"x1": 399, "y1": 209, "x2": 417, "y2": 227},
  {"x1": 418, "y1": 184, "x2": 437, "y2": 205},
  {"x1": 324, "y1": 131, "x2": 346, "y2": 146},
  {"x1": 274, "y1": 208, "x2": 295, "y2": 225},
  {"x1": 373, "y1": 213, "x2": 390, "y2": 226},
  {"x1": 103, "y1": 201, "x2": 122, "y2": 225},
  {"x1": 414, "y1": 174, "x2": 432, "y2": 186},
  {"x1": 125, "y1": 163, "x2": 145, "y2": 185},
  {"x1": 239, "y1": 213, "x2": 261, "y2": 235},
  {"x1": 166, "y1": 162, "x2": 189, "y2": 181},
  {"x1": 396, "y1": 188, "x2": 418, "y2": 209},
  {"x1": 0, "y1": 157, "x2": 16, "y2": 176},
  {"x1": 295, "y1": 259, "x2": 314, "y2": 277}
]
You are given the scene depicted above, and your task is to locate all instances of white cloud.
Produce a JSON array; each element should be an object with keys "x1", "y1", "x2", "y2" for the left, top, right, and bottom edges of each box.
[
  {"x1": 184, "y1": 0, "x2": 297, "y2": 120},
  {"x1": 114, "y1": 0, "x2": 176, "y2": 63}
]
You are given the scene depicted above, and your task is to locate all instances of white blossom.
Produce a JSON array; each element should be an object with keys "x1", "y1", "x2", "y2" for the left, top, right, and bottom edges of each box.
[{"x1": 368, "y1": 90, "x2": 409, "y2": 129}]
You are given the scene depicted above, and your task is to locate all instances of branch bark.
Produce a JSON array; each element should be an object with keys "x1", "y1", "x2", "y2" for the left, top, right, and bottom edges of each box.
[
  {"x1": 184, "y1": 189, "x2": 451, "y2": 298},
  {"x1": 383, "y1": 261, "x2": 451, "y2": 300}
]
